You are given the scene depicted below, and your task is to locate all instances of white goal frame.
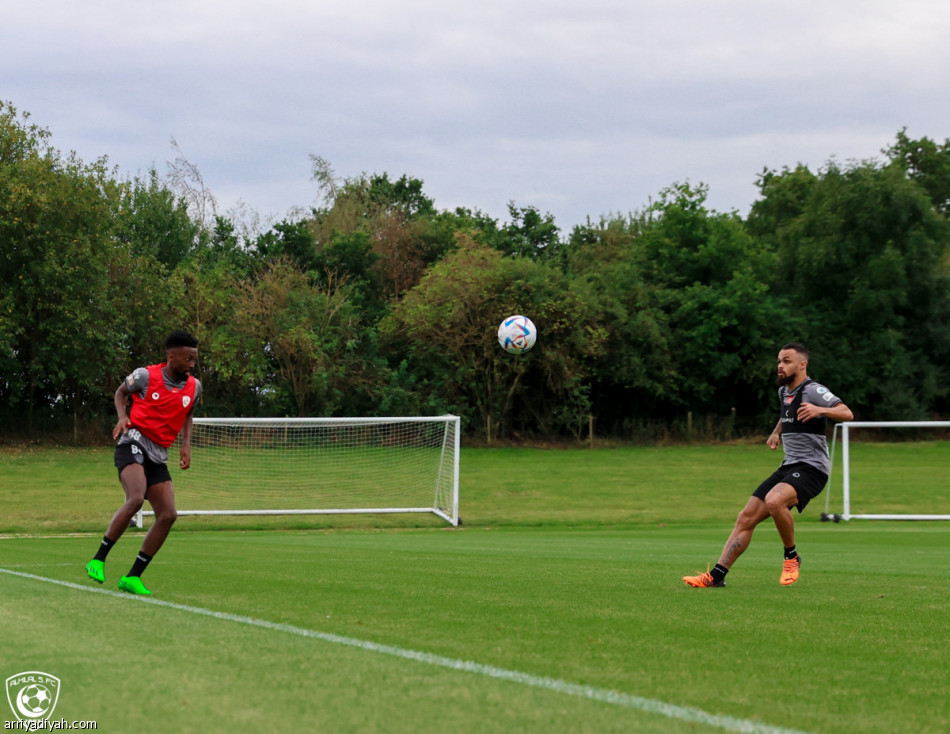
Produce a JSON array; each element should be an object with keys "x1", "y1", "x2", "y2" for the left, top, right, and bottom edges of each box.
[
  {"x1": 823, "y1": 420, "x2": 950, "y2": 522},
  {"x1": 135, "y1": 415, "x2": 461, "y2": 526}
]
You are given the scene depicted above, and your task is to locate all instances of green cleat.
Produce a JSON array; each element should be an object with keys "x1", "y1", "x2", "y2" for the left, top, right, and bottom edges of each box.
[
  {"x1": 118, "y1": 575, "x2": 152, "y2": 595},
  {"x1": 86, "y1": 559, "x2": 105, "y2": 584}
]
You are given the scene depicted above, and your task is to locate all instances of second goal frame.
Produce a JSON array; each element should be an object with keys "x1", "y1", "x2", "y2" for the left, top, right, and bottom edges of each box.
[{"x1": 824, "y1": 420, "x2": 950, "y2": 522}]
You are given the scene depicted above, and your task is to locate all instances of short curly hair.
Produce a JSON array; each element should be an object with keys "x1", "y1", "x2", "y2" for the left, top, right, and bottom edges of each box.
[
  {"x1": 781, "y1": 342, "x2": 809, "y2": 359},
  {"x1": 165, "y1": 330, "x2": 198, "y2": 350}
]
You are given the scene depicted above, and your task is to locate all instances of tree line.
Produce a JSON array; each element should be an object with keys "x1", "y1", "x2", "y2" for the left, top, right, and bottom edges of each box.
[{"x1": 2, "y1": 101, "x2": 949, "y2": 443}]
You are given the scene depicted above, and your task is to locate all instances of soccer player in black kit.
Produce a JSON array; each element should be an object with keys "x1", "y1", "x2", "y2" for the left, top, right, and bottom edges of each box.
[{"x1": 684, "y1": 343, "x2": 853, "y2": 587}]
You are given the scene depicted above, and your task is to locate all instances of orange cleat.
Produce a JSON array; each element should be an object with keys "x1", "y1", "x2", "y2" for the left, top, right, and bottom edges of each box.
[
  {"x1": 780, "y1": 555, "x2": 801, "y2": 586},
  {"x1": 683, "y1": 567, "x2": 725, "y2": 588}
]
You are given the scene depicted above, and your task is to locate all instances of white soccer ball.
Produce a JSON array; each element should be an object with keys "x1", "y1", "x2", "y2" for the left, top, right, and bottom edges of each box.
[{"x1": 497, "y1": 315, "x2": 537, "y2": 355}]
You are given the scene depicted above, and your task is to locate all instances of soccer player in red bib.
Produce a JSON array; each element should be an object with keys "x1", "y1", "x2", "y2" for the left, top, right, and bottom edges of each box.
[
  {"x1": 85, "y1": 331, "x2": 201, "y2": 595},
  {"x1": 683, "y1": 343, "x2": 853, "y2": 588}
]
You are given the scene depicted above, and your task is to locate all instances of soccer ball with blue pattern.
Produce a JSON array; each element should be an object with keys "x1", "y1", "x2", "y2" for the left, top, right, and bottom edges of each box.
[{"x1": 497, "y1": 315, "x2": 537, "y2": 355}]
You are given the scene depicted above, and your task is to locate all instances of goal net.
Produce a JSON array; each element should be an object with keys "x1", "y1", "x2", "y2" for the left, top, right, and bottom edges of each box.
[
  {"x1": 136, "y1": 416, "x2": 460, "y2": 526},
  {"x1": 823, "y1": 421, "x2": 950, "y2": 522}
]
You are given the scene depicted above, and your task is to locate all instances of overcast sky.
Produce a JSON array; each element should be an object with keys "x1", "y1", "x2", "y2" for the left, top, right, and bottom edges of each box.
[{"x1": 4, "y1": 1, "x2": 949, "y2": 232}]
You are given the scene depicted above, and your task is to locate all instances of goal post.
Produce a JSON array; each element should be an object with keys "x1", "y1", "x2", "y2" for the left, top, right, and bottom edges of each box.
[
  {"x1": 136, "y1": 415, "x2": 461, "y2": 526},
  {"x1": 823, "y1": 421, "x2": 950, "y2": 522}
]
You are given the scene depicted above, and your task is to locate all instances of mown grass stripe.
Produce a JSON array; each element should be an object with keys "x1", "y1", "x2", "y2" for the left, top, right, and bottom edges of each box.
[{"x1": 1, "y1": 567, "x2": 811, "y2": 734}]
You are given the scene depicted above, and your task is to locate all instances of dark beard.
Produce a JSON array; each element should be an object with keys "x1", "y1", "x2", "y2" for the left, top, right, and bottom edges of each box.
[
  {"x1": 165, "y1": 365, "x2": 190, "y2": 383},
  {"x1": 776, "y1": 373, "x2": 794, "y2": 387}
]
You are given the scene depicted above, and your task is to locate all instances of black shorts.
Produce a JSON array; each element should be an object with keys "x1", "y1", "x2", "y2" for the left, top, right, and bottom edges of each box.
[
  {"x1": 753, "y1": 462, "x2": 828, "y2": 513},
  {"x1": 114, "y1": 441, "x2": 172, "y2": 487}
]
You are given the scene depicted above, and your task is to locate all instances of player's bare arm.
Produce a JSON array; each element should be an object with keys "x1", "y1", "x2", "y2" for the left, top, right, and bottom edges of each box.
[
  {"x1": 179, "y1": 410, "x2": 194, "y2": 470},
  {"x1": 766, "y1": 419, "x2": 782, "y2": 450},
  {"x1": 797, "y1": 401, "x2": 854, "y2": 423},
  {"x1": 113, "y1": 382, "x2": 132, "y2": 441}
]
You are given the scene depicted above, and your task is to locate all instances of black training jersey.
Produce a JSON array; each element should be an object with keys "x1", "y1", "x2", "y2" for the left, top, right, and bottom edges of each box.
[{"x1": 778, "y1": 379, "x2": 842, "y2": 474}]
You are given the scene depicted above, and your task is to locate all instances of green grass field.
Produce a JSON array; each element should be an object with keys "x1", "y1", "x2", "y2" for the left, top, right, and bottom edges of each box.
[{"x1": 1, "y1": 442, "x2": 948, "y2": 733}]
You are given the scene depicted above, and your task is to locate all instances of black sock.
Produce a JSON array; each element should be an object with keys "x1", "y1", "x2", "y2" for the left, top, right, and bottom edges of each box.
[
  {"x1": 93, "y1": 536, "x2": 116, "y2": 562},
  {"x1": 784, "y1": 545, "x2": 798, "y2": 560},
  {"x1": 711, "y1": 564, "x2": 729, "y2": 582},
  {"x1": 128, "y1": 551, "x2": 153, "y2": 578}
]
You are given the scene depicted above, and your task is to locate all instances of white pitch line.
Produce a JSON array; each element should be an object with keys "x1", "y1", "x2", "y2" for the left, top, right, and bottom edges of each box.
[{"x1": 0, "y1": 568, "x2": 811, "y2": 734}]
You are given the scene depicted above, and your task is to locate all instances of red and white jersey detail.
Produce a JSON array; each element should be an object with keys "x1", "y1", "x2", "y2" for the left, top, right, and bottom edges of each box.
[{"x1": 129, "y1": 363, "x2": 197, "y2": 448}]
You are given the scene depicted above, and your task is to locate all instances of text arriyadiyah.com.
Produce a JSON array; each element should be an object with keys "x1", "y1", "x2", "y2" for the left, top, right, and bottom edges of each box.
[{"x1": 4, "y1": 720, "x2": 98, "y2": 731}]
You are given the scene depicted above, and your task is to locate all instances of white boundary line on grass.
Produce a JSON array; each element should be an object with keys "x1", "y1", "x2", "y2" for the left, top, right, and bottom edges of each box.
[{"x1": 1, "y1": 568, "x2": 811, "y2": 734}]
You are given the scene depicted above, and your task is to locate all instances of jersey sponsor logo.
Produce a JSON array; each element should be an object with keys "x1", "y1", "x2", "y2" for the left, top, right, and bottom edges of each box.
[
  {"x1": 823, "y1": 392, "x2": 836, "y2": 402},
  {"x1": 817, "y1": 387, "x2": 828, "y2": 395}
]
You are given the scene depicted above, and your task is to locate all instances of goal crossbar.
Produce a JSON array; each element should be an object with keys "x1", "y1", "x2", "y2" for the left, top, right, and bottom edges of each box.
[
  {"x1": 826, "y1": 421, "x2": 950, "y2": 522},
  {"x1": 137, "y1": 415, "x2": 461, "y2": 526}
]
